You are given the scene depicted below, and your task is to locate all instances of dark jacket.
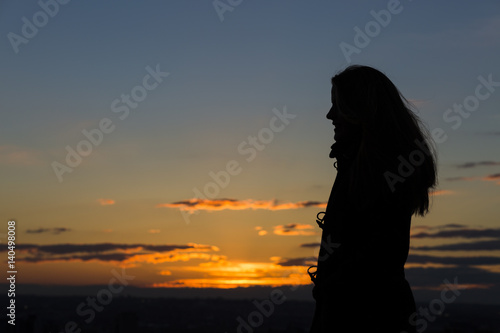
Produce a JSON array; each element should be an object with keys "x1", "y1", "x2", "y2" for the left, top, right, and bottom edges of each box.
[{"x1": 309, "y1": 140, "x2": 417, "y2": 333}]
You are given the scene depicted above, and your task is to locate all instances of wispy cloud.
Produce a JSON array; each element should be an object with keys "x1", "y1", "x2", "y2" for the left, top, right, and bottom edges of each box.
[
  {"x1": 430, "y1": 190, "x2": 454, "y2": 196},
  {"x1": 7, "y1": 243, "x2": 216, "y2": 255},
  {"x1": 275, "y1": 257, "x2": 316, "y2": 266},
  {"x1": 300, "y1": 242, "x2": 321, "y2": 248},
  {"x1": 412, "y1": 227, "x2": 500, "y2": 239},
  {"x1": 456, "y1": 161, "x2": 500, "y2": 168},
  {"x1": 98, "y1": 198, "x2": 115, "y2": 206},
  {"x1": 407, "y1": 223, "x2": 461, "y2": 235},
  {"x1": 274, "y1": 223, "x2": 317, "y2": 236},
  {"x1": 21, "y1": 253, "x2": 132, "y2": 263},
  {"x1": 412, "y1": 240, "x2": 500, "y2": 251},
  {"x1": 410, "y1": 224, "x2": 500, "y2": 251},
  {"x1": 26, "y1": 227, "x2": 71, "y2": 235},
  {"x1": 406, "y1": 99, "x2": 429, "y2": 108},
  {"x1": 445, "y1": 173, "x2": 500, "y2": 185},
  {"x1": 435, "y1": 223, "x2": 468, "y2": 229},
  {"x1": 482, "y1": 173, "x2": 500, "y2": 185},
  {"x1": 407, "y1": 254, "x2": 500, "y2": 266},
  {"x1": 444, "y1": 176, "x2": 477, "y2": 181},
  {"x1": 157, "y1": 198, "x2": 326, "y2": 213},
  {"x1": 0, "y1": 144, "x2": 43, "y2": 166}
]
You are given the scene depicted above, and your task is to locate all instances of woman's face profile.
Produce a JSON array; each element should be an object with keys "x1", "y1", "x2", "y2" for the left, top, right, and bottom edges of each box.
[{"x1": 326, "y1": 88, "x2": 361, "y2": 142}]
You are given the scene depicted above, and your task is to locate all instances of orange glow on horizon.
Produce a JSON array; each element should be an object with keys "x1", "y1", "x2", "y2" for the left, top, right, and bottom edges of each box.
[
  {"x1": 151, "y1": 260, "x2": 312, "y2": 288},
  {"x1": 149, "y1": 276, "x2": 312, "y2": 289}
]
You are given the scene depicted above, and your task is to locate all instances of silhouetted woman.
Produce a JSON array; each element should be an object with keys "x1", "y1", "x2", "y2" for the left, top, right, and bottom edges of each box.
[{"x1": 308, "y1": 65, "x2": 437, "y2": 333}]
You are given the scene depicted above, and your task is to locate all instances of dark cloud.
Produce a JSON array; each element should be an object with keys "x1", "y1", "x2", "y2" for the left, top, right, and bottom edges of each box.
[
  {"x1": 0, "y1": 242, "x2": 217, "y2": 264},
  {"x1": 1, "y1": 243, "x2": 210, "y2": 255},
  {"x1": 412, "y1": 227, "x2": 500, "y2": 239},
  {"x1": 405, "y1": 265, "x2": 500, "y2": 288},
  {"x1": 436, "y1": 224, "x2": 468, "y2": 229},
  {"x1": 298, "y1": 201, "x2": 327, "y2": 207},
  {"x1": 415, "y1": 224, "x2": 468, "y2": 230},
  {"x1": 456, "y1": 161, "x2": 500, "y2": 168},
  {"x1": 444, "y1": 173, "x2": 500, "y2": 184},
  {"x1": 300, "y1": 242, "x2": 321, "y2": 248},
  {"x1": 275, "y1": 257, "x2": 316, "y2": 267},
  {"x1": 272, "y1": 255, "x2": 500, "y2": 293},
  {"x1": 407, "y1": 254, "x2": 500, "y2": 266},
  {"x1": 26, "y1": 227, "x2": 71, "y2": 235},
  {"x1": 444, "y1": 176, "x2": 476, "y2": 181},
  {"x1": 22, "y1": 253, "x2": 133, "y2": 263},
  {"x1": 411, "y1": 240, "x2": 500, "y2": 251},
  {"x1": 273, "y1": 223, "x2": 316, "y2": 236},
  {"x1": 143, "y1": 244, "x2": 199, "y2": 252}
]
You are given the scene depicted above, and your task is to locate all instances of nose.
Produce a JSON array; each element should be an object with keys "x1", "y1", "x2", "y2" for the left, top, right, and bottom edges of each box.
[{"x1": 327, "y1": 105, "x2": 337, "y2": 122}]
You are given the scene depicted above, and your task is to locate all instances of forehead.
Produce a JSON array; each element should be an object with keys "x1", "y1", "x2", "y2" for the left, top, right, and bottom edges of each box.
[{"x1": 330, "y1": 87, "x2": 337, "y2": 101}]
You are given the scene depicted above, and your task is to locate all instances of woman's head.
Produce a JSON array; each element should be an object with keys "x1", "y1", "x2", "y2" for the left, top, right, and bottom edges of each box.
[
  {"x1": 328, "y1": 65, "x2": 416, "y2": 144},
  {"x1": 328, "y1": 65, "x2": 437, "y2": 216}
]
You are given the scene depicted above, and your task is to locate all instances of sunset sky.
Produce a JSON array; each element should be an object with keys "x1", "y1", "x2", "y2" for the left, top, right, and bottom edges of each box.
[{"x1": 1, "y1": 1, "x2": 500, "y2": 302}]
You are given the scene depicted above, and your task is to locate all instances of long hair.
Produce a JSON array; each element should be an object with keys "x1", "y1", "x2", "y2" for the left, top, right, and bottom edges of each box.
[{"x1": 331, "y1": 65, "x2": 437, "y2": 216}]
